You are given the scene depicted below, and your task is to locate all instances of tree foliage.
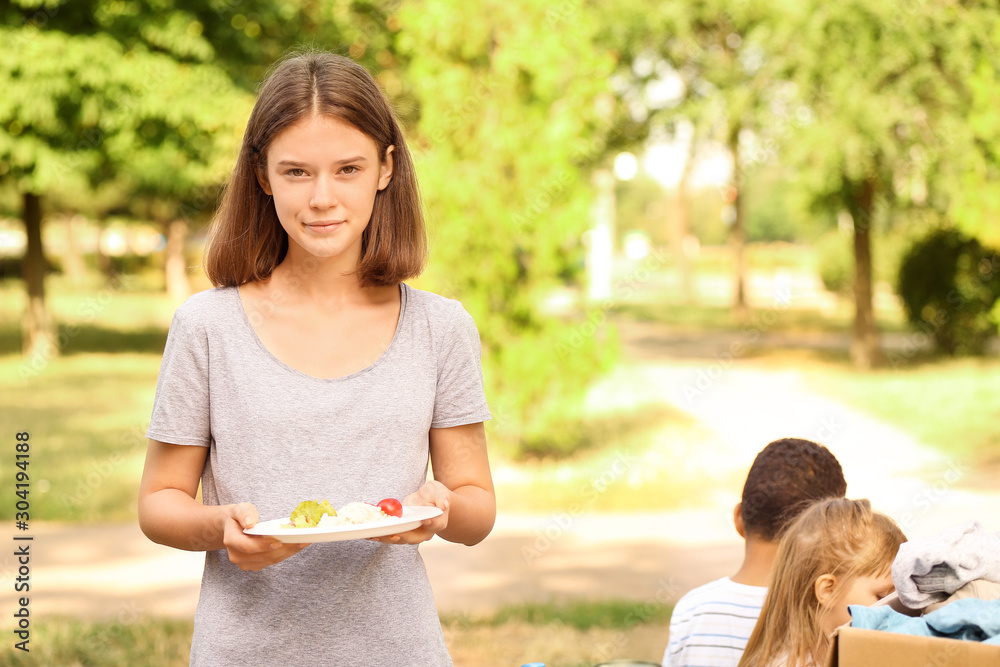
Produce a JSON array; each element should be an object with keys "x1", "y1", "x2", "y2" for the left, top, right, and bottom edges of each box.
[
  {"x1": 0, "y1": 2, "x2": 253, "y2": 206},
  {"x1": 395, "y1": 0, "x2": 620, "y2": 454}
]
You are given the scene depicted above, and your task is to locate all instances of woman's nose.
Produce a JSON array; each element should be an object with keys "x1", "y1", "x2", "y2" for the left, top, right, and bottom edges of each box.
[{"x1": 310, "y1": 176, "x2": 338, "y2": 209}]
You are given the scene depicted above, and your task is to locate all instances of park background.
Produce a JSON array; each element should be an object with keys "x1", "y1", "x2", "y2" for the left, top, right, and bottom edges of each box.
[{"x1": 2, "y1": 0, "x2": 1000, "y2": 665}]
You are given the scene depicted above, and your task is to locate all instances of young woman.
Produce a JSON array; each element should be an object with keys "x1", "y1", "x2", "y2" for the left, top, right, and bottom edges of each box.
[
  {"x1": 138, "y1": 51, "x2": 495, "y2": 666},
  {"x1": 738, "y1": 498, "x2": 905, "y2": 667}
]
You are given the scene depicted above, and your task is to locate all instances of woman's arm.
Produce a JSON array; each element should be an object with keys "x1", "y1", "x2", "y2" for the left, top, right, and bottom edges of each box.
[
  {"x1": 429, "y1": 421, "x2": 495, "y2": 545},
  {"x1": 374, "y1": 422, "x2": 496, "y2": 547},
  {"x1": 137, "y1": 438, "x2": 308, "y2": 570}
]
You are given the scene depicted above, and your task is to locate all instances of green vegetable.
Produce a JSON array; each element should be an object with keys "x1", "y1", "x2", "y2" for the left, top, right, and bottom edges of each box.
[{"x1": 287, "y1": 499, "x2": 336, "y2": 528}]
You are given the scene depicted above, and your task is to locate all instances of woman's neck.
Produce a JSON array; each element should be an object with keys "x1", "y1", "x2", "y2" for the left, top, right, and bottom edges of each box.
[{"x1": 273, "y1": 251, "x2": 367, "y2": 304}]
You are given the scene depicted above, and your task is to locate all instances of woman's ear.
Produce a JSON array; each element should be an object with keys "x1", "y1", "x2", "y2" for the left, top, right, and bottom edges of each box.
[
  {"x1": 733, "y1": 502, "x2": 746, "y2": 538},
  {"x1": 814, "y1": 574, "x2": 838, "y2": 607},
  {"x1": 378, "y1": 145, "x2": 395, "y2": 191},
  {"x1": 256, "y1": 166, "x2": 273, "y2": 196}
]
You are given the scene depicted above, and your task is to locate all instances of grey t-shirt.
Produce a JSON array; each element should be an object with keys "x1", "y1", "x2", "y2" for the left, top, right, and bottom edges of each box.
[{"x1": 145, "y1": 283, "x2": 491, "y2": 666}]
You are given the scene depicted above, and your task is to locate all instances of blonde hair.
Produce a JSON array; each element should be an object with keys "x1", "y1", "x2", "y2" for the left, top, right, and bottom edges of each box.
[{"x1": 738, "y1": 498, "x2": 905, "y2": 667}]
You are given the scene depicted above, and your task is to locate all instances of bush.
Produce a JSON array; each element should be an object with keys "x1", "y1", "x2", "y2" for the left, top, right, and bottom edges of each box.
[
  {"x1": 816, "y1": 231, "x2": 852, "y2": 295},
  {"x1": 484, "y1": 309, "x2": 619, "y2": 459},
  {"x1": 897, "y1": 228, "x2": 1000, "y2": 355}
]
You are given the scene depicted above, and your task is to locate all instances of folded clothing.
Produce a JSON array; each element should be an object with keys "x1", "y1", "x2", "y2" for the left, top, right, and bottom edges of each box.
[
  {"x1": 849, "y1": 599, "x2": 1000, "y2": 646},
  {"x1": 924, "y1": 579, "x2": 1000, "y2": 614},
  {"x1": 891, "y1": 520, "x2": 1000, "y2": 609}
]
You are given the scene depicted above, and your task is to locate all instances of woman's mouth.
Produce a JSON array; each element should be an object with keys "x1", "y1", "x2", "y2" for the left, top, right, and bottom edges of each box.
[{"x1": 304, "y1": 220, "x2": 344, "y2": 233}]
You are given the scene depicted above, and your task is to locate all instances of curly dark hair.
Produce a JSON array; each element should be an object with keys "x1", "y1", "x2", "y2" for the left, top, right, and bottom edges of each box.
[{"x1": 740, "y1": 438, "x2": 847, "y2": 541}]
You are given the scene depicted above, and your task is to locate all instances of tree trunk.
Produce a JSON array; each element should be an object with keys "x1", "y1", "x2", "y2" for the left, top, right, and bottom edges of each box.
[
  {"x1": 673, "y1": 132, "x2": 697, "y2": 305},
  {"x1": 728, "y1": 128, "x2": 748, "y2": 319},
  {"x1": 587, "y1": 168, "x2": 615, "y2": 302},
  {"x1": 21, "y1": 192, "x2": 57, "y2": 358},
  {"x1": 164, "y1": 218, "x2": 191, "y2": 302},
  {"x1": 61, "y1": 214, "x2": 89, "y2": 280},
  {"x1": 94, "y1": 219, "x2": 115, "y2": 280},
  {"x1": 850, "y1": 178, "x2": 881, "y2": 369}
]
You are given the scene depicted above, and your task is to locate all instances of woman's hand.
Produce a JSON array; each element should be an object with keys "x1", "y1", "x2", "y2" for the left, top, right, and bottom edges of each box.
[
  {"x1": 222, "y1": 502, "x2": 309, "y2": 571},
  {"x1": 368, "y1": 422, "x2": 495, "y2": 547},
  {"x1": 139, "y1": 440, "x2": 310, "y2": 567},
  {"x1": 368, "y1": 481, "x2": 451, "y2": 545}
]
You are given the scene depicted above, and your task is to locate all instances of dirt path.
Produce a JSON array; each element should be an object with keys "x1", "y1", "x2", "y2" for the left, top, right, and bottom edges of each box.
[{"x1": 602, "y1": 320, "x2": 1000, "y2": 540}]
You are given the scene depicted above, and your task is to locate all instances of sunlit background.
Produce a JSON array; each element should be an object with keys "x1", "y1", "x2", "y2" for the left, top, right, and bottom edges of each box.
[{"x1": 2, "y1": 1, "x2": 1000, "y2": 665}]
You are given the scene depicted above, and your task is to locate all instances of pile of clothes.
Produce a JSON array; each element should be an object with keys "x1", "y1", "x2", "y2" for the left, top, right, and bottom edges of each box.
[{"x1": 849, "y1": 520, "x2": 1000, "y2": 645}]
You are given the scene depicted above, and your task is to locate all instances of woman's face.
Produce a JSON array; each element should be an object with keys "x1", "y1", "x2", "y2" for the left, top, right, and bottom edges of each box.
[{"x1": 260, "y1": 114, "x2": 393, "y2": 266}]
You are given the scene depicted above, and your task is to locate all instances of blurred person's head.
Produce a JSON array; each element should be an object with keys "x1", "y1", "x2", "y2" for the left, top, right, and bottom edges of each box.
[
  {"x1": 205, "y1": 50, "x2": 424, "y2": 287},
  {"x1": 738, "y1": 498, "x2": 905, "y2": 667},
  {"x1": 735, "y1": 438, "x2": 848, "y2": 544}
]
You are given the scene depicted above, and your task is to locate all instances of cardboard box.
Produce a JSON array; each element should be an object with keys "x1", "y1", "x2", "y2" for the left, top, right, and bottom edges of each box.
[
  {"x1": 824, "y1": 593, "x2": 1000, "y2": 667},
  {"x1": 824, "y1": 625, "x2": 1000, "y2": 667}
]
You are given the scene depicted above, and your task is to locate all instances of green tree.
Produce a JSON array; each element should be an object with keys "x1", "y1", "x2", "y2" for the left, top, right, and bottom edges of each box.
[
  {"x1": 940, "y1": 27, "x2": 1000, "y2": 251},
  {"x1": 1, "y1": 1, "x2": 252, "y2": 357},
  {"x1": 782, "y1": 0, "x2": 997, "y2": 368},
  {"x1": 395, "y1": 0, "x2": 621, "y2": 454},
  {"x1": 598, "y1": 0, "x2": 798, "y2": 316}
]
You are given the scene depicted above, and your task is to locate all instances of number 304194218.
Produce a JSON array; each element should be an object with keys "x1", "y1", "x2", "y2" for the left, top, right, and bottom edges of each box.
[{"x1": 15, "y1": 431, "x2": 30, "y2": 522}]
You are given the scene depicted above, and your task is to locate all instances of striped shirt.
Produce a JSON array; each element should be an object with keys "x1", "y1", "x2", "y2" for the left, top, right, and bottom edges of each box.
[{"x1": 663, "y1": 577, "x2": 768, "y2": 667}]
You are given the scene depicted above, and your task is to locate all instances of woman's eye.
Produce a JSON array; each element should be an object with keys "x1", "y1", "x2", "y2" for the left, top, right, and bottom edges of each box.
[
  {"x1": 286, "y1": 169, "x2": 306, "y2": 177},
  {"x1": 341, "y1": 165, "x2": 358, "y2": 175}
]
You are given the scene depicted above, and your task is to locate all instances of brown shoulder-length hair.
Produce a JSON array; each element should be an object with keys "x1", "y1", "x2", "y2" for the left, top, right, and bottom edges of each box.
[
  {"x1": 204, "y1": 50, "x2": 425, "y2": 287},
  {"x1": 738, "y1": 498, "x2": 905, "y2": 667}
]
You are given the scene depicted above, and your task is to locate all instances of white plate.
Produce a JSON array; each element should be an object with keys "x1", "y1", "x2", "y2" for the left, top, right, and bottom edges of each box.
[{"x1": 243, "y1": 505, "x2": 443, "y2": 543}]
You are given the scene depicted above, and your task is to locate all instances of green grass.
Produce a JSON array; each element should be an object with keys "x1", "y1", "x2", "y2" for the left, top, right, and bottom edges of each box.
[
  {"x1": 807, "y1": 357, "x2": 1000, "y2": 461},
  {"x1": 0, "y1": 275, "x2": 174, "y2": 355},
  {"x1": 0, "y1": 617, "x2": 194, "y2": 667},
  {"x1": 0, "y1": 353, "x2": 160, "y2": 521},
  {"x1": 492, "y1": 405, "x2": 742, "y2": 513},
  {"x1": 0, "y1": 275, "x2": 179, "y2": 522},
  {"x1": 443, "y1": 599, "x2": 672, "y2": 631}
]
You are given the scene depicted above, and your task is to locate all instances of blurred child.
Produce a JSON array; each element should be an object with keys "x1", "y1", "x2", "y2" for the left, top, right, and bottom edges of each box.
[
  {"x1": 663, "y1": 438, "x2": 847, "y2": 667},
  {"x1": 738, "y1": 498, "x2": 906, "y2": 667}
]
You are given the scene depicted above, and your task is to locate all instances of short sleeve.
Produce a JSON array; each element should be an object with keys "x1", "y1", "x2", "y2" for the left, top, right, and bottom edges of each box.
[
  {"x1": 145, "y1": 306, "x2": 212, "y2": 447},
  {"x1": 431, "y1": 302, "x2": 492, "y2": 429}
]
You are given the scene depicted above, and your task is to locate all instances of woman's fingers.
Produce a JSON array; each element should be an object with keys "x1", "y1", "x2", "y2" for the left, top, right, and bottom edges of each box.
[
  {"x1": 372, "y1": 482, "x2": 452, "y2": 545},
  {"x1": 369, "y1": 528, "x2": 430, "y2": 545},
  {"x1": 230, "y1": 501, "x2": 260, "y2": 529},
  {"x1": 222, "y1": 503, "x2": 308, "y2": 570},
  {"x1": 232, "y1": 542, "x2": 310, "y2": 571},
  {"x1": 228, "y1": 535, "x2": 310, "y2": 570}
]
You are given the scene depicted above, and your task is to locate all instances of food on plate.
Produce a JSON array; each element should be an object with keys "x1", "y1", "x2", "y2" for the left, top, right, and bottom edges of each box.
[
  {"x1": 318, "y1": 501, "x2": 391, "y2": 527},
  {"x1": 280, "y1": 498, "x2": 406, "y2": 529},
  {"x1": 376, "y1": 498, "x2": 403, "y2": 518},
  {"x1": 284, "y1": 499, "x2": 336, "y2": 528}
]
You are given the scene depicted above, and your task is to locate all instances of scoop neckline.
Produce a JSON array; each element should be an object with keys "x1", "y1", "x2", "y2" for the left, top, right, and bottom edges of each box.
[{"x1": 233, "y1": 282, "x2": 408, "y2": 382}]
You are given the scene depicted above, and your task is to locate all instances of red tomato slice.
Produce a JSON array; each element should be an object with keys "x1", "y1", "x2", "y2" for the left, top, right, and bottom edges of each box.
[{"x1": 377, "y1": 498, "x2": 403, "y2": 518}]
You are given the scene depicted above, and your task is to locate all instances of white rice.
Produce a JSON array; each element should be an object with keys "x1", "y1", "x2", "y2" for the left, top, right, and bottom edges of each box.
[{"x1": 317, "y1": 502, "x2": 390, "y2": 528}]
